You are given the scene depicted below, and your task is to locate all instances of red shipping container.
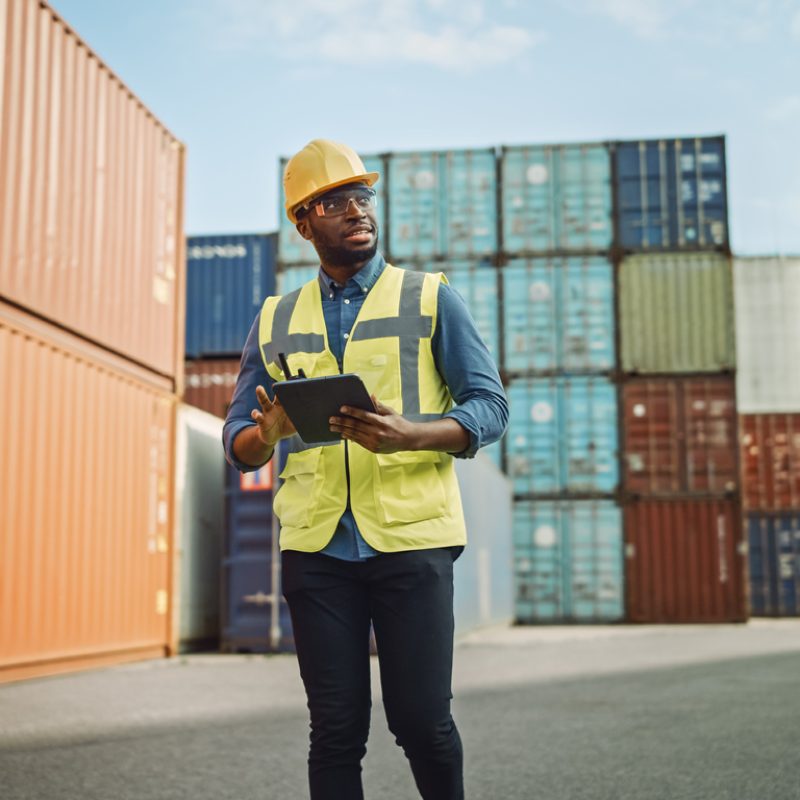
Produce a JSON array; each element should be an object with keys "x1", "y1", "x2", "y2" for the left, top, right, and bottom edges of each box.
[
  {"x1": 184, "y1": 358, "x2": 241, "y2": 419},
  {"x1": 624, "y1": 496, "x2": 747, "y2": 623},
  {"x1": 623, "y1": 377, "x2": 738, "y2": 495},
  {"x1": 740, "y1": 414, "x2": 800, "y2": 510},
  {"x1": 0, "y1": 0, "x2": 186, "y2": 382}
]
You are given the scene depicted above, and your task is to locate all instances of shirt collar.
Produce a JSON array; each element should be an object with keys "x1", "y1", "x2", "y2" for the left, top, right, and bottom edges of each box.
[{"x1": 318, "y1": 251, "x2": 385, "y2": 296}]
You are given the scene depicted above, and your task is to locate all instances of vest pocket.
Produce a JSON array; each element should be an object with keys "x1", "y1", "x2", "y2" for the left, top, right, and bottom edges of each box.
[
  {"x1": 373, "y1": 450, "x2": 447, "y2": 525},
  {"x1": 274, "y1": 448, "x2": 325, "y2": 528}
]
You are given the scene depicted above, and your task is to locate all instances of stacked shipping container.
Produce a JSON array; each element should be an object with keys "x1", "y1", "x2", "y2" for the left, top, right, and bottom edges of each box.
[
  {"x1": 735, "y1": 257, "x2": 800, "y2": 616},
  {"x1": 615, "y1": 137, "x2": 746, "y2": 623},
  {"x1": 182, "y1": 233, "x2": 281, "y2": 650},
  {"x1": 0, "y1": 0, "x2": 186, "y2": 682}
]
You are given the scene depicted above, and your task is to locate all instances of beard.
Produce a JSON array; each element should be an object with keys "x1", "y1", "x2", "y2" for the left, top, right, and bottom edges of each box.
[{"x1": 312, "y1": 232, "x2": 379, "y2": 269}]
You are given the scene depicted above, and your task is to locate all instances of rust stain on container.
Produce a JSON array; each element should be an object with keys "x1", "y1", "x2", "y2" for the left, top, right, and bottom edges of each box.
[
  {"x1": 624, "y1": 496, "x2": 747, "y2": 623},
  {"x1": 0, "y1": 302, "x2": 176, "y2": 683},
  {"x1": 740, "y1": 414, "x2": 800, "y2": 511},
  {"x1": 184, "y1": 358, "x2": 241, "y2": 419},
  {"x1": 0, "y1": 0, "x2": 186, "y2": 382},
  {"x1": 623, "y1": 376, "x2": 739, "y2": 495}
]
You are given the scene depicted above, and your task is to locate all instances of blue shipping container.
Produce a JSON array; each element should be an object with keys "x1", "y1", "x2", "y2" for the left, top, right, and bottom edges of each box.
[
  {"x1": 185, "y1": 233, "x2": 276, "y2": 358},
  {"x1": 501, "y1": 143, "x2": 613, "y2": 254},
  {"x1": 514, "y1": 499, "x2": 624, "y2": 622},
  {"x1": 614, "y1": 136, "x2": 728, "y2": 251},
  {"x1": 503, "y1": 256, "x2": 615, "y2": 372},
  {"x1": 278, "y1": 154, "x2": 386, "y2": 265},
  {"x1": 277, "y1": 264, "x2": 321, "y2": 295},
  {"x1": 388, "y1": 149, "x2": 497, "y2": 260},
  {"x1": 506, "y1": 376, "x2": 619, "y2": 495},
  {"x1": 747, "y1": 512, "x2": 800, "y2": 617},
  {"x1": 222, "y1": 462, "x2": 294, "y2": 652}
]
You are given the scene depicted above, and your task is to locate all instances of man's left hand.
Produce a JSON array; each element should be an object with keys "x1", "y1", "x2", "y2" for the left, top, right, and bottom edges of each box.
[{"x1": 329, "y1": 396, "x2": 420, "y2": 453}]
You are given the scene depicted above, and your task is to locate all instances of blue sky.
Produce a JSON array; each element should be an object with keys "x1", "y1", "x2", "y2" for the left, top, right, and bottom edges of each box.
[{"x1": 51, "y1": 0, "x2": 800, "y2": 254}]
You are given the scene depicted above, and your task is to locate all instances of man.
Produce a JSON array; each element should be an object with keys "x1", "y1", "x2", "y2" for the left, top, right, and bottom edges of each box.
[{"x1": 223, "y1": 139, "x2": 508, "y2": 800}]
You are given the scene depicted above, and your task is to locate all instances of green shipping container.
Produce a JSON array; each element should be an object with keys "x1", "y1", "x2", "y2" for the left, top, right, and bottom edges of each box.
[{"x1": 619, "y1": 252, "x2": 735, "y2": 374}]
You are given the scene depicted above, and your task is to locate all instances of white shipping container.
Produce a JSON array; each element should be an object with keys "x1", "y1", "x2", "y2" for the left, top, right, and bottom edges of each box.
[{"x1": 734, "y1": 256, "x2": 800, "y2": 413}]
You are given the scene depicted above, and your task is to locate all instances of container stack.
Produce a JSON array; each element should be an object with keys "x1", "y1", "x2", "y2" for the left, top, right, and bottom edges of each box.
[
  {"x1": 0, "y1": 0, "x2": 186, "y2": 682},
  {"x1": 184, "y1": 233, "x2": 276, "y2": 418},
  {"x1": 615, "y1": 137, "x2": 747, "y2": 623},
  {"x1": 182, "y1": 233, "x2": 288, "y2": 652},
  {"x1": 500, "y1": 143, "x2": 623, "y2": 624},
  {"x1": 735, "y1": 256, "x2": 800, "y2": 616}
]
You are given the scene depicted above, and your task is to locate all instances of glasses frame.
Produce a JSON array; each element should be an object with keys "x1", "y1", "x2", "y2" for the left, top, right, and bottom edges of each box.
[{"x1": 298, "y1": 187, "x2": 377, "y2": 220}]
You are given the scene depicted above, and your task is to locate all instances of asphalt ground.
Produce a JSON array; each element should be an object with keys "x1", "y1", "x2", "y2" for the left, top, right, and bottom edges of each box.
[{"x1": 1, "y1": 621, "x2": 799, "y2": 800}]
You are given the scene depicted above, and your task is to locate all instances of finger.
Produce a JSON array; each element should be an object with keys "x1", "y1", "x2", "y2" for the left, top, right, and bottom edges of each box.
[
  {"x1": 255, "y1": 385, "x2": 272, "y2": 409},
  {"x1": 338, "y1": 405, "x2": 383, "y2": 423}
]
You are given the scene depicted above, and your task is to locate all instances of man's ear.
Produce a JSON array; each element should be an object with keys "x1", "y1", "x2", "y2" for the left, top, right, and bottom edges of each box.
[{"x1": 296, "y1": 218, "x2": 313, "y2": 242}]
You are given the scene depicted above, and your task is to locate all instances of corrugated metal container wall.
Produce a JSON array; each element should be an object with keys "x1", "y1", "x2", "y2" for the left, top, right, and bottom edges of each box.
[
  {"x1": 277, "y1": 264, "x2": 320, "y2": 295},
  {"x1": 222, "y1": 462, "x2": 294, "y2": 653},
  {"x1": 0, "y1": 303, "x2": 174, "y2": 683},
  {"x1": 501, "y1": 143, "x2": 612, "y2": 254},
  {"x1": 502, "y1": 256, "x2": 614, "y2": 373},
  {"x1": 277, "y1": 154, "x2": 385, "y2": 265},
  {"x1": 184, "y1": 358, "x2": 240, "y2": 419},
  {"x1": 172, "y1": 405, "x2": 224, "y2": 652},
  {"x1": 422, "y1": 259, "x2": 500, "y2": 365},
  {"x1": 388, "y1": 149, "x2": 497, "y2": 260},
  {"x1": 506, "y1": 376, "x2": 618, "y2": 495},
  {"x1": 622, "y1": 377, "x2": 739, "y2": 496},
  {"x1": 618, "y1": 252, "x2": 735, "y2": 373},
  {"x1": 740, "y1": 414, "x2": 800, "y2": 510},
  {"x1": 747, "y1": 512, "x2": 800, "y2": 616},
  {"x1": 734, "y1": 256, "x2": 800, "y2": 413},
  {"x1": 185, "y1": 233, "x2": 276, "y2": 358},
  {"x1": 0, "y1": 0, "x2": 186, "y2": 380},
  {"x1": 614, "y1": 137, "x2": 728, "y2": 251},
  {"x1": 624, "y1": 496, "x2": 746, "y2": 623},
  {"x1": 514, "y1": 500, "x2": 624, "y2": 622}
]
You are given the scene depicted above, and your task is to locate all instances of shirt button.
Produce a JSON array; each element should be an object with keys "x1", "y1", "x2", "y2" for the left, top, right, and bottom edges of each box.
[
  {"x1": 343, "y1": 332, "x2": 350, "y2": 340},
  {"x1": 344, "y1": 298, "x2": 350, "y2": 305},
  {"x1": 329, "y1": 293, "x2": 334, "y2": 299},
  {"x1": 362, "y1": 287, "x2": 367, "y2": 293}
]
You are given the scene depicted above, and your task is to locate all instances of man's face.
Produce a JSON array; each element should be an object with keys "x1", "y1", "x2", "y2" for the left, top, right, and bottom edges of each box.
[{"x1": 296, "y1": 183, "x2": 379, "y2": 269}]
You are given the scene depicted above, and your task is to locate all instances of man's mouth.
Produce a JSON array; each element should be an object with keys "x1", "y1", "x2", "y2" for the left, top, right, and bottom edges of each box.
[{"x1": 344, "y1": 226, "x2": 373, "y2": 244}]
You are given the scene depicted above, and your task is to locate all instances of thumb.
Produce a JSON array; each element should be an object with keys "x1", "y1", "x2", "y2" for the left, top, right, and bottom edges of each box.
[{"x1": 371, "y1": 394, "x2": 395, "y2": 416}]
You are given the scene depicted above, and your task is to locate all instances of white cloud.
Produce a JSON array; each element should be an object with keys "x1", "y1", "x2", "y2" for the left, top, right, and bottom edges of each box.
[
  {"x1": 202, "y1": 0, "x2": 540, "y2": 72},
  {"x1": 581, "y1": 0, "x2": 678, "y2": 39},
  {"x1": 792, "y1": 10, "x2": 800, "y2": 39}
]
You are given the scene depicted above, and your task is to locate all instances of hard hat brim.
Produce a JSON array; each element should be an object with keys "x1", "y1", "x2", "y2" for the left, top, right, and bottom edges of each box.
[{"x1": 287, "y1": 171, "x2": 380, "y2": 224}]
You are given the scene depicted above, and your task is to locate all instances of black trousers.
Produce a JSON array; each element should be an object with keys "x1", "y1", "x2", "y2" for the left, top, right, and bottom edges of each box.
[{"x1": 281, "y1": 547, "x2": 464, "y2": 800}]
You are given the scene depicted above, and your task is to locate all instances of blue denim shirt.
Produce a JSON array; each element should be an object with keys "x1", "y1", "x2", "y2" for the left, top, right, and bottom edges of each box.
[{"x1": 223, "y1": 252, "x2": 508, "y2": 560}]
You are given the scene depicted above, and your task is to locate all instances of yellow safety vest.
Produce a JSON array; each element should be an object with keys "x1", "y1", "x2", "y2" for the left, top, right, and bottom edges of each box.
[{"x1": 258, "y1": 264, "x2": 467, "y2": 553}]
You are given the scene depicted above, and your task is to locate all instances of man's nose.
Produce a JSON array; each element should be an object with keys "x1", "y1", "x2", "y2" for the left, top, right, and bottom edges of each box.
[{"x1": 344, "y1": 198, "x2": 366, "y2": 218}]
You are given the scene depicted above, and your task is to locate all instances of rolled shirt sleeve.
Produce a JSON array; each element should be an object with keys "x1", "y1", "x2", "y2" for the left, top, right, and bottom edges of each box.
[{"x1": 433, "y1": 282, "x2": 509, "y2": 459}]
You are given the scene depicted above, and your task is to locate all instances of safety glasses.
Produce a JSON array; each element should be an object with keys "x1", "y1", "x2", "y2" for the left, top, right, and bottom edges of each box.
[{"x1": 302, "y1": 187, "x2": 377, "y2": 219}]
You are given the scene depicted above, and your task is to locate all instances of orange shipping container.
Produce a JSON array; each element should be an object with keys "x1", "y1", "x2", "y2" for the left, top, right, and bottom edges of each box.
[
  {"x1": 0, "y1": 302, "x2": 175, "y2": 683},
  {"x1": 0, "y1": 0, "x2": 186, "y2": 382}
]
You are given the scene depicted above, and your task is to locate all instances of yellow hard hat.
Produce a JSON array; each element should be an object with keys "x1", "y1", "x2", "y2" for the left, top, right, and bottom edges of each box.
[{"x1": 283, "y1": 139, "x2": 380, "y2": 223}]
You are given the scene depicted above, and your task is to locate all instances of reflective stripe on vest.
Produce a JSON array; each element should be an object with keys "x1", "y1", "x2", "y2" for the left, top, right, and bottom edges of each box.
[{"x1": 257, "y1": 264, "x2": 467, "y2": 553}]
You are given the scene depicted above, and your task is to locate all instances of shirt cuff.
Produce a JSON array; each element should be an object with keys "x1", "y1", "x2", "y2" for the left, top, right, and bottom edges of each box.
[
  {"x1": 443, "y1": 409, "x2": 481, "y2": 459},
  {"x1": 223, "y1": 420, "x2": 271, "y2": 473}
]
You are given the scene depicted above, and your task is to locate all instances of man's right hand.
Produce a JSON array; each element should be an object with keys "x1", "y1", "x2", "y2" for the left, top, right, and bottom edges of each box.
[{"x1": 251, "y1": 385, "x2": 296, "y2": 447}]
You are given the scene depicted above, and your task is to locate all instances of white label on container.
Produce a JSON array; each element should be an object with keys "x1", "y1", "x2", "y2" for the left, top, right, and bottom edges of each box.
[
  {"x1": 526, "y1": 164, "x2": 549, "y2": 185},
  {"x1": 158, "y1": 500, "x2": 168, "y2": 526},
  {"x1": 153, "y1": 276, "x2": 170, "y2": 305},
  {"x1": 529, "y1": 281, "x2": 552, "y2": 301},
  {"x1": 633, "y1": 403, "x2": 647, "y2": 418},
  {"x1": 533, "y1": 525, "x2": 557, "y2": 548},
  {"x1": 531, "y1": 401, "x2": 553, "y2": 423},
  {"x1": 413, "y1": 170, "x2": 435, "y2": 189}
]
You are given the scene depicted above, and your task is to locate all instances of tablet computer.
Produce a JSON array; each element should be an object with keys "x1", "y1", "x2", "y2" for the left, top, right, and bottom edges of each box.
[{"x1": 272, "y1": 373, "x2": 376, "y2": 444}]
